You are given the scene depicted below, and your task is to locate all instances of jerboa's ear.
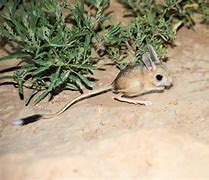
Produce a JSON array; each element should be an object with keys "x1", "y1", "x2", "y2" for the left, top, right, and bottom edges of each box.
[
  {"x1": 148, "y1": 45, "x2": 161, "y2": 64},
  {"x1": 142, "y1": 52, "x2": 156, "y2": 70}
]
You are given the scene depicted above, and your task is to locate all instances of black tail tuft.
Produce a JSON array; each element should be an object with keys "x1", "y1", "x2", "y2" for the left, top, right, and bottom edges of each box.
[{"x1": 12, "y1": 114, "x2": 43, "y2": 126}]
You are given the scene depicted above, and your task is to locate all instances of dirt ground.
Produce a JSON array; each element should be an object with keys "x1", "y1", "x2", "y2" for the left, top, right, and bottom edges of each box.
[{"x1": 1, "y1": 1, "x2": 209, "y2": 180}]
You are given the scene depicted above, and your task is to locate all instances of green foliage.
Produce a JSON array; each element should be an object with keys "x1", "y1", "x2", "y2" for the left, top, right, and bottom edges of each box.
[
  {"x1": 198, "y1": 0, "x2": 209, "y2": 24},
  {"x1": 0, "y1": 0, "x2": 108, "y2": 104},
  {"x1": 105, "y1": 0, "x2": 209, "y2": 68},
  {"x1": 123, "y1": 9, "x2": 175, "y2": 64}
]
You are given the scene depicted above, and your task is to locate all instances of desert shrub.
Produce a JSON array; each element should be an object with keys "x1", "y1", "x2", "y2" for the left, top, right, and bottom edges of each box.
[
  {"x1": 104, "y1": 0, "x2": 209, "y2": 68},
  {"x1": 0, "y1": 0, "x2": 109, "y2": 104}
]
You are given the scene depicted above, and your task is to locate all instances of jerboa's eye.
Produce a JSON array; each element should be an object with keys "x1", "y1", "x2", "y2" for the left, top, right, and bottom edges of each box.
[{"x1": 156, "y1": 74, "x2": 163, "y2": 81}]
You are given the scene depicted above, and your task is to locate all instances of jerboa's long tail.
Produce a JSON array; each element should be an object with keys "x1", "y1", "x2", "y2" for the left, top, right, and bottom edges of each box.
[{"x1": 12, "y1": 85, "x2": 113, "y2": 125}]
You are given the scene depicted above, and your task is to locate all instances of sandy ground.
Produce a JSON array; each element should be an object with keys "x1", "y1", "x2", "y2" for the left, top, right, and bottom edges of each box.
[{"x1": 1, "y1": 1, "x2": 209, "y2": 179}]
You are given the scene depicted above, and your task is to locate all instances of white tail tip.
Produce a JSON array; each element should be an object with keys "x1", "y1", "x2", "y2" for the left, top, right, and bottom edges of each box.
[{"x1": 12, "y1": 119, "x2": 24, "y2": 126}]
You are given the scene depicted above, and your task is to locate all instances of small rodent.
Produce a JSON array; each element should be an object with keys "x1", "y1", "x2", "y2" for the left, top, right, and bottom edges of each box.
[{"x1": 13, "y1": 45, "x2": 173, "y2": 125}]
